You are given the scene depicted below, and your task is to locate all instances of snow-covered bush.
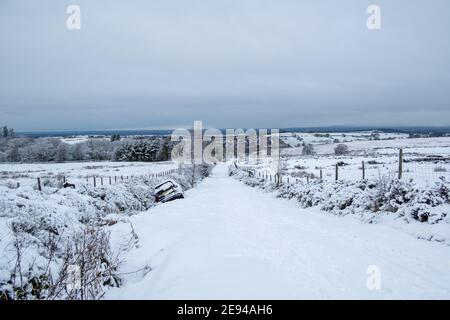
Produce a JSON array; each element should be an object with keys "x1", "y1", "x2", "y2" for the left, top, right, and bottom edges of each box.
[
  {"x1": 0, "y1": 180, "x2": 20, "y2": 189},
  {"x1": 0, "y1": 164, "x2": 204, "y2": 299},
  {"x1": 1, "y1": 224, "x2": 120, "y2": 300},
  {"x1": 397, "y1": 178, "x2": 449, "y2": 224},
  {"x1": 230, "y1": 167, "x2": 450, "y2": 225}
]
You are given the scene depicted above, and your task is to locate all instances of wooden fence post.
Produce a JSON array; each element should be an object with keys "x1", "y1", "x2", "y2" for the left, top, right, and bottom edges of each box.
[
  {"x1": 37, "y1": 177, "x2": 42, "y2": 191},
  {"x1": 93, "y1": 176, "x2": 96, "y2": 187},
  {"x1": 320, "y1": 169, "x2": 323, "y2": 180},
  {"x1": 109, "y1": 176, "x2": 112, "y2": 185},
  {"x1": 398, "y1": 148, "x2": 403, "y2": 179},
  {"x1": 362, "y1": 161, "x2": 365, "y2": 180},
  {"x1": 101, "y1": 177, "x2": 103, "y2": 186},
  {"x1": 335, "y1": 163, "x2": 339, "y2": 181},
  {"x1": 307, "y1": 175, "x2": 309, "y2": 183}
]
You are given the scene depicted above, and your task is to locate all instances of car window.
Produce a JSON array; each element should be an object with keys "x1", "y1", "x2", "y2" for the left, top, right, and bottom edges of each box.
[{"x1": 155, "y1": 182, "x2": 174, "y2": 192}]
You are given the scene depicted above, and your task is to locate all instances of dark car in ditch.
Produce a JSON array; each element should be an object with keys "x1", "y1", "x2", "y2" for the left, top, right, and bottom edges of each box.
[{"x1": 154, "y1": 179, "x2": 184, "y2": 203}]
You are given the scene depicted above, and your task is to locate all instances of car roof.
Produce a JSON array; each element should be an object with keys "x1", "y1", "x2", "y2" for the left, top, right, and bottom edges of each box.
[{"x1": 155, "y1": 179, "x2": 177, "y2": 189}]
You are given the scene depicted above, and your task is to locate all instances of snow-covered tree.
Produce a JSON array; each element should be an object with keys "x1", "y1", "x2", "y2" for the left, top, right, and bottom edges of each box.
[
  {"x1": 334, "y1": 144, "x2": 349, "y2": 155},
  {"x1": 0, "y1": 135, "x2": 174, "y2": 163},
  {"x1": 55, "y1": 143, "x2": 70, "y2": 162},
  {"x1": 7, "y1": 142, "x2": 20, "y2": 162},
  {"x1": 71, "y1": 143, "x2": 86, "y2": 161},
  {"x1": 302, "y1": 144, "x2": 315, "y2": 156},
  {"x1": 2, "y1": 126, "x2": 8, "y2": 138},
  {"x1": 110, "y1": 133, "x2": 121, "y2": 142}
]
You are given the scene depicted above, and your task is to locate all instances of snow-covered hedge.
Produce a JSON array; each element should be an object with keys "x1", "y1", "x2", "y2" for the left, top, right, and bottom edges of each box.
[
  {"x1": 0, "y1": 165, "x2": 202, "y2": 300},
  {"x1": 230, "y1": 167, "x2": 449, "y2": 225}
]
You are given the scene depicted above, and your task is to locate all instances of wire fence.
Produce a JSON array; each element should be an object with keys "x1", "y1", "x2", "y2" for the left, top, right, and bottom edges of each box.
[
  {"x1": 31, "y1": 168, "x2": 181, "y2": 191},
  {"x1": 403, "y1": 159, "x2": 450, "y2": 182},
  {"x1": 2, "y1": 168, "x2": 181, "y2": 191},
  {"x1": 237, "y1": 149, "x2": 450, "y2": 185}
]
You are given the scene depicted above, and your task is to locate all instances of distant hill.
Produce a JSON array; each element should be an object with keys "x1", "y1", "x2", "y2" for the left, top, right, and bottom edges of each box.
[
  {"x1": 279, "y1": 126, "x2": 450, "y2": 134},
  {"x1": 16, "y1": 126, "x2": 450, "y2": 138}
]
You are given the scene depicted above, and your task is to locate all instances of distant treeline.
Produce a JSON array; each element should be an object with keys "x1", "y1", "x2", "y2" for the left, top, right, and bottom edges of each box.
[
  {"x1": 0, "y1": 135, "x2": 174, "y2": 163},
  {"x1": 279, "y1": 126, "x2": 450, "y2": 135}
]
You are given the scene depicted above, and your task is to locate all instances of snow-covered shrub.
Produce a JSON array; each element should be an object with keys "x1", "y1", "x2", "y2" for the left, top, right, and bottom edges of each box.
[
  {"x1": 1, "y1": 224, "x2": 120, "y2": 300},
  {"x1": 370, "y1": 177, "x2": 414, "y2": 213},
  {"x1": 0, "y1": 164, "x2": 205, "y2": 299},
  {"x1": 230, "y1": 167, "x2": 450, "y2": 225},
  {"x1": 434, "y1": 166, "x2": 447, "y2": 173},
  {"x1": 0, "y1": 180, "x2": 20, "y2": 189},
  {"x1": 397, "y1": 178, "x2": 449, "y2": 224}
]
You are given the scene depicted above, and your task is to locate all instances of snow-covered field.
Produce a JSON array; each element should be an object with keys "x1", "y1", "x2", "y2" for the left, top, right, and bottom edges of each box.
[
  {"x1": 280, "y1": 133, "x2": 450, "y2": 186},
  {"x1": 60, "y1": 136, "x2": 93, "y2": 145},
  {"x1": 0, "y1": 162, "x2": 197, "y2": 300},
  {"x1": 279, "y1": 155, "x2": 449, "y2": 186},
  {"x1": 0, "y1": 161, "x2": 177, "y2": 188},
  {"x1": 281, "y1": 131, "x2": 410, "y2": 148},
  {"x1": 282, "y1": 133, "x2": 450, "y2": 156}
]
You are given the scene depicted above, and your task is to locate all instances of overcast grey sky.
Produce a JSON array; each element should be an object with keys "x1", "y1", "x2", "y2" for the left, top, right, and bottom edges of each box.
[{"x1": 0, "y1": 0, "x2": 449, "y2": 131}]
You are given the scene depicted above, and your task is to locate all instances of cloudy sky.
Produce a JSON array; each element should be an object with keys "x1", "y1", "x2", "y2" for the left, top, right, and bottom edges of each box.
[{"x1": 0, "y1": 0, "x2": 449, "y2": 131}]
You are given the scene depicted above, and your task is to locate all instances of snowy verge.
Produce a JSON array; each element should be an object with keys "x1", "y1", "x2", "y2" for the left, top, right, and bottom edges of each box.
[
  {"x1": 0, "y1": 165, "x2": 204, "y2": 299},
  {"x1": 230, "y1": 167, "x2": 450, "y2": 245}
]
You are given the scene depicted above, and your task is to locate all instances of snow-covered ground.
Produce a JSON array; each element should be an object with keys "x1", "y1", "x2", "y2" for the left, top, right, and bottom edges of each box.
[
  {"x1": 282, "y1": 133, "x2": 450, "y2": 156},
  {"x1": 0, "y1": 161, "x2": 177, "y2": 188},
  {"x1": 0, "y1": 163, "x2": 198, "y2": 299},
  {"x1": 60, "y1": 136, "x2": 93, "y2": 145},
  {"x1": 281, "y1": 131, "x2": 410, "y2": 149},
  {"x1": 279, "y1": 155, "x2": 449, "y2": 185},
  {"x1": 279, "y1": 134, "x2": 450, "y2": 186},
  {"x1": 1, "y1": 132, "x2": 449, "y2": 300},
  {"x1": 107, "y1": 164, "x2": 450, "y2": 299}
]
